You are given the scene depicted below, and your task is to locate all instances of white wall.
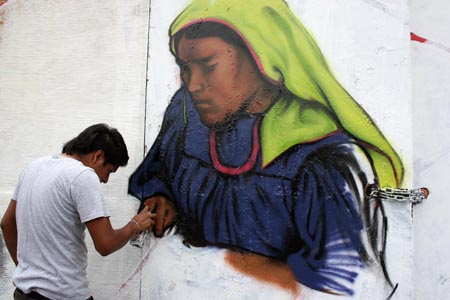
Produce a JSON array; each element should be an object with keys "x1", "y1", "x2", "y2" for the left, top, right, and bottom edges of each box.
[
  {"x1": 411, "y1": 0, "x2": 450, "y2": 299},
  {"x1": 0, "y1": 0, "x2": 150, "y2": 299}
]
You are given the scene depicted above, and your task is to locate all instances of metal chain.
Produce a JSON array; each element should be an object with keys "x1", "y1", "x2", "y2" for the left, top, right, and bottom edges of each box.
[{"x1": 368, "y1": 185, "x2": 429, "y2": 204}]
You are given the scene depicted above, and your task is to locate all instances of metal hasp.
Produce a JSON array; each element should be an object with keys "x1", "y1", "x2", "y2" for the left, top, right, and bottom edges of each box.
[{"x1": 367, "y1": 184, "x2": 430, "y2": 204}]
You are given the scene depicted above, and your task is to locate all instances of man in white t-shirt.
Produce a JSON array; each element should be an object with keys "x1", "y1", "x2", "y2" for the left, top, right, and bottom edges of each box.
[{"x1": 1, "y1": 123, "x2": 155, "y2": 300}]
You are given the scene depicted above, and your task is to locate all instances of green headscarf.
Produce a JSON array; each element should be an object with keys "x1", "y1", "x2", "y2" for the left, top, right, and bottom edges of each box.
[{"x1": 169, "y1": 0, "x2": 404, "y2": 188}]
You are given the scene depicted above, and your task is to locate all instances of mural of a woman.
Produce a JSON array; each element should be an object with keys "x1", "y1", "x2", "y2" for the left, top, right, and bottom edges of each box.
[{"x1": 128, "y1": 0, "x2": 404, "y2": 299}]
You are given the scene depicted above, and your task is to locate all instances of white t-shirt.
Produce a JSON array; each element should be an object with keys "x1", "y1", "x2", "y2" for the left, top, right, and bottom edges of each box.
[{"x1": 12, "y1": 154, "x2": 110, "y2": 300}]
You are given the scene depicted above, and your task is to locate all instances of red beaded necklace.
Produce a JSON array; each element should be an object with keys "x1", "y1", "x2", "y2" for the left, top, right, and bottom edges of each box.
[{"x1": 209, "y1": 118, "x2": 261, "y2": 175}]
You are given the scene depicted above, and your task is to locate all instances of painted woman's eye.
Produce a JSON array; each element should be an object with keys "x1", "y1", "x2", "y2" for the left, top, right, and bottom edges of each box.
[
  {"x1": 179, "y1": 64, "x2": 191, "y2": 80},
  {"x1": 204, "y1": 63, "x2": 217, "y2": 73},
  {"x1": 180, "y1": 63, "x2": 189, "y2": 74}
]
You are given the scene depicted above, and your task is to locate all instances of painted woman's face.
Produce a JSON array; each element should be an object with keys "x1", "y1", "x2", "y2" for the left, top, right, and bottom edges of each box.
[{"x1": 176, "y1": 35, "x2": 269, "y2": 126}]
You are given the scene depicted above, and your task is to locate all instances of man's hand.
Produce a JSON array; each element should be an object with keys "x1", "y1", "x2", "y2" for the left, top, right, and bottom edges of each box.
[
  {"x1": 87, "y1": 206, "x2": 156, "y2": 256},
  {"x1": 143, "y1": 196, "x2": 176, "y2": 237},
  {"x1": 132, "y1": 206, "x2": 155, "y2": 232}
]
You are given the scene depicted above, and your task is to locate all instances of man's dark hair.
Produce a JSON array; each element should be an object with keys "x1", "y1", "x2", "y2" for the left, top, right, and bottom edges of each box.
[{"x1": 62, "y1": 123, "x2": 129, "y2": 167}]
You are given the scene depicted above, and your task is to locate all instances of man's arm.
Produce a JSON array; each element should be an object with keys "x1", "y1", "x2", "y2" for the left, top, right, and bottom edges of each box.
[
  {"x1": 0, "y1": 200, "x2": 18, "y2": 265},
  {"x1": 86, "y1": 206, "x2": 154, "y2": 256}
]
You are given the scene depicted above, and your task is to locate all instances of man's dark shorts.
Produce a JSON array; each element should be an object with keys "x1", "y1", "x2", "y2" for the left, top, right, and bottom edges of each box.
[{"x1": 14, "y1": 288, "x2": 94, "y2": 300}]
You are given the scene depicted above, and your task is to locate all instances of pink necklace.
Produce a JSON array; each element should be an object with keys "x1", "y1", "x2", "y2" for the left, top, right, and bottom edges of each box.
[{"x1": 209, "y1": 118, "x2": 261, "y2": 175}]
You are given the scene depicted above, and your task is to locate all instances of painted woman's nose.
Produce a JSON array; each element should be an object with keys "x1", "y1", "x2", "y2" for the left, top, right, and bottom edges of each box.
[{"x1": 187, "y1": 69, "x2": 204, "y2": 94}]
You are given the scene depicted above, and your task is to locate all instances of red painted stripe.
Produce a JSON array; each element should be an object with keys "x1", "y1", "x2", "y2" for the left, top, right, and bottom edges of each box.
[
  {"x1": 410, "y1": 32, "x2": 450, "y2": 53},
  {"x1": 410, "y1": 32, "x2": 428, "y2": 43}
]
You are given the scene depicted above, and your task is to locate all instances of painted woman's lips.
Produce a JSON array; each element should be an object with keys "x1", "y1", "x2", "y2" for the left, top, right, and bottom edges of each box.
[
  {"x1": 193, "y1": 99, "x2": 213, "y2": 109},
  {"x1": 193, "y1": 98, "x2": 210, "y2": 104}
]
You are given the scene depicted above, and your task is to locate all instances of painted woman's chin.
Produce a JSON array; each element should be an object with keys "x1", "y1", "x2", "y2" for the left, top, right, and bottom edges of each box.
[
  {"x1": 198, "y1": 112, "x2": 226, "y2": 127},
  {"x1": 198, "y1": 111, "x2": 242, "y2": 128}
]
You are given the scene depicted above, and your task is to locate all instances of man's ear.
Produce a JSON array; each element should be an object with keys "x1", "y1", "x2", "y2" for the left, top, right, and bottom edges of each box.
[{"x1": 92, "y1": 150, "x2": 104, "y2": 164}]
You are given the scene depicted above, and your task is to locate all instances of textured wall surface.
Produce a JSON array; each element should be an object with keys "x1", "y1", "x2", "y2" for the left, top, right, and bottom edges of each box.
[
  {"x1": 0, "y1": 0, "x2": 150, "y2": 299},
  {"x1": 411, "y1": 0, "x2": 450, "y2": 299}
]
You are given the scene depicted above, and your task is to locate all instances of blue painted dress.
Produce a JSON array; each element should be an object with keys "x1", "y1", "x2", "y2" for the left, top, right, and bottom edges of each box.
[{"x1": 129, "y1": 88, "x2": 375, "y2": 295}]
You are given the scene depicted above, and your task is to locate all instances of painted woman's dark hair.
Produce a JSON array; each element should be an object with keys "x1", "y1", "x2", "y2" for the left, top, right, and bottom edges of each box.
[
  {"x1": 172, "y1": 21, "x2": 248, "y2": 54},
  {"x1": 62, "y1": 123, "x2": 129, "y2": 167}
]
